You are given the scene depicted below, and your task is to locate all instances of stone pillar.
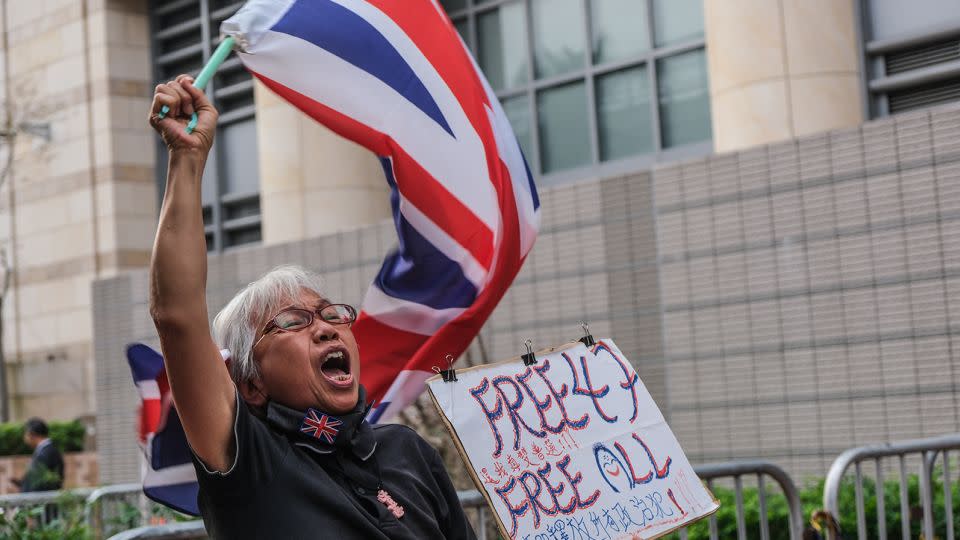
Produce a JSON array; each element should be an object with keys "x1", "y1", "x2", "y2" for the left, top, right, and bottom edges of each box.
[
  {"x1": 0, "y1": 0, "x2": 156, "y2": 420},
  {"x1": 254, "y1": 81, "x2": 391, "y2": 244},
  {"x1": 704, "y1": 0, "x2": 865, "y2": 152}
]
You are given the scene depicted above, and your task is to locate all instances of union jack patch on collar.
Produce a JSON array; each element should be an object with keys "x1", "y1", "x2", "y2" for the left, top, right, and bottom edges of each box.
[{"x1": 300, "y1": 408, "x2": 342, "y2": 444}]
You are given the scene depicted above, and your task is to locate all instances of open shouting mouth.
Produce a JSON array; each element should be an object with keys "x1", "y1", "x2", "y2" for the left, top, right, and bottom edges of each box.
[{"x1": 319, "y1": 348, "x2": 354, "y2": 388}]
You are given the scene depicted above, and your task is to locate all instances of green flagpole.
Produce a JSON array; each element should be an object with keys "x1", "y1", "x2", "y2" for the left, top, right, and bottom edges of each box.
[{"x1": 157, "y1": 36, "x2": 236, "y2": 134}]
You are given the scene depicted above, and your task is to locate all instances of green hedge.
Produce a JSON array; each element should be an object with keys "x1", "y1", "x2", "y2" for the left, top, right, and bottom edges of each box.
[
  {"x1": 664, "y1": 469, "x2": 960, "y2": 540},
  {"x1": 0, "y1": 420, "x2": 85, "y2": 456}
]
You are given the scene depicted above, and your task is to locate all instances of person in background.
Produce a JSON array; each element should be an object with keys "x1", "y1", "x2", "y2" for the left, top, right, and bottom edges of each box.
[{"x1": 19, "y1": 418, "x2": 65, "y2": 492}]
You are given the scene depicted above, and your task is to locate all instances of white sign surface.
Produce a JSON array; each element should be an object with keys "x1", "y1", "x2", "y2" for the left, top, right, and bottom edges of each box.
[{"x1": 427, "y1": 339, "x2": 718, "y2": 540}]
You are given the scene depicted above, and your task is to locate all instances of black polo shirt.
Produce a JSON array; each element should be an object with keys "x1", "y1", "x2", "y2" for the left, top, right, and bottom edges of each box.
[{"x1": 193, "y1": 393, "x2": 477, "y2": 540}]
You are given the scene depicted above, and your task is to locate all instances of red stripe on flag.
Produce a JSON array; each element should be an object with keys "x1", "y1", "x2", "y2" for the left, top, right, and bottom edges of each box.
[
  {"x1": 358, "y1": 158, "x2": 524, "y2": 406},
  {"x1": 353, "y1": 315, "x2": 429, "y2": 403},
  {"x1": 157, "y1": 369, "x2": 170, "y2": 400},
  {"x1": 140, "y1": 399, "x2": 161, "y2": 443},
  {"x1": 362, "y1": 0, "x2": 491, "y2": 123},
  {"x1": 253, "y1": 72, "x2": 495, "y2": 271},
  {"x1": 361, "y1": 0, "x2": 511, "y2": 202}
]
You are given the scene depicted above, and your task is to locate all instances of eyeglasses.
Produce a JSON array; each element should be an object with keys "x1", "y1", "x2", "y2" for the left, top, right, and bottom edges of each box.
[{"x1": 253, "y1": 304, "x2": 357, "y2": 351}]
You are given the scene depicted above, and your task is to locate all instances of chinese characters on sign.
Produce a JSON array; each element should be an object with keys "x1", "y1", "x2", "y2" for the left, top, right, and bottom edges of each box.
[{"x1": 427, "y1": 340, "x2": 718, "y2": 540}]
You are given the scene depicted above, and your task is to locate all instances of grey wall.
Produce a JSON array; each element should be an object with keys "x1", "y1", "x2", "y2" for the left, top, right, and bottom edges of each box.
[
  {"x1": 657, "y1": 103, "x2": 960, "y2": 475},
  {"x1": 94, "y1": 102, "x2": 960, "y2": 484},
  {"x1": 862, "y1": 0, "x2": 959, "y2": 41}
]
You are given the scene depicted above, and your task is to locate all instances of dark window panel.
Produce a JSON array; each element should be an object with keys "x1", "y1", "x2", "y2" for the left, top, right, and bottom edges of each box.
[
  {"x1": 157, "y1": 30, "x2": 202, "y2": 57},
  {"x1": 226, "y1": 227, "x2": 262, "y2": 248},
  {"x1": 157, "y1": 4, "x2": 199, "y2": 29},
  {"x1": 217, "y1": 92, "x2": 256, "y2": 114},
  {"x1": 658, "y1": 49, "x2": 712, "y2": 148},
  {"x1": 151, "y1": 0, "x2": 261, "y2": 250},
  {"x1": 477, "y1": 3, "x2": 529, "y2": 91},
  {"x1": 531, "y1": 0, "x2": 587, "y2": 79},
  {"x1": 440, "y1": 0, "x2": 467, "y2": 13},
  {"x1": 220, "y1": 119, "x2": 260, "y2": 196},
  {"x1": 502, "y1": 94, "x2": 534, "y2": 161},
  {"x1": 215, "y1": 67, "x2": 253, "y2": 90},
  {"x1": 591, "y1": 0, "x2": 650, "y2": 65},
  {"x1": 597, "y1": 65, "x2": 654, "y2": 161},
  {"x1": 652, "y1": 0, "x2": 704, "y2": 47},
  {"x1": 454, "y1": 19, "x2": 469, "y2": 46},
  {"x1": 538, "y1": 81, "x2": 591, "y2": 173},
  {"x1": 224, "y1": 198, "x2": 261, "y2": 220}
]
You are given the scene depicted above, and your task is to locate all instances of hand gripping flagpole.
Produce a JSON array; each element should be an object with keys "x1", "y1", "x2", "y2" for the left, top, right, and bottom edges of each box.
[{"x1": 156, "y1": 36, "x2": 236, "y2": 134}]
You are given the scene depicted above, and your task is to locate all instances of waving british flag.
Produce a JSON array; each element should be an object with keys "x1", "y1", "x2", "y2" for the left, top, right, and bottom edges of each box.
[
  {"x1": 134, "y1": 0, "x2": 538, "y2": 515},
  {"x1": 223, "y1": 0, "x2": 540, "y2": 422},
  {"x1": 128, "y1": 343, "x2": 204, "y2": 515}
]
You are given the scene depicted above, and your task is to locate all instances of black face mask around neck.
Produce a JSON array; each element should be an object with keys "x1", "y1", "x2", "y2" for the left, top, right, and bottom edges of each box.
[
  {"x1": 262, "y1": 386, "x2": 407, "y2": 520},
  {"x1": 264, "y1": 385, "x2": 377, "y2": 460}
]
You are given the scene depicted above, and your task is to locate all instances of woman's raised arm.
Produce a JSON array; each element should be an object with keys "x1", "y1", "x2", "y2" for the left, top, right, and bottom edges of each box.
[{"x1": 148, "y1": 74, "x2": 236, "y2": 472}]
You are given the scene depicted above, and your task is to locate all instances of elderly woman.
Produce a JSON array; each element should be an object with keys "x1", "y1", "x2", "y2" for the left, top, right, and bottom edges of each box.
[{"x1": 148, "y1": 75, "x2": 476, "y2": 539}]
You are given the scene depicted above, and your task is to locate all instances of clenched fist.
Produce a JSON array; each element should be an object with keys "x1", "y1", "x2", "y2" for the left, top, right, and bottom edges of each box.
[{"x1": 148, "y1": 74, "x2": 219, "y2": 155}]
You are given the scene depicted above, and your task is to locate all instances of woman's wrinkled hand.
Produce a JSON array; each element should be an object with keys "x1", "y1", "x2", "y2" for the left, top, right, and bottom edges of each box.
[{"x1": 148, "y1": 74, "x2": 219, "y2": 155}]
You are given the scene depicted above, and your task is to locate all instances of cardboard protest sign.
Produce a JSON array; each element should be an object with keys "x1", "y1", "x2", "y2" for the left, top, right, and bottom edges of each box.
[{"x1": 427, "y1": 339, "x2": 718, "y2": 540}]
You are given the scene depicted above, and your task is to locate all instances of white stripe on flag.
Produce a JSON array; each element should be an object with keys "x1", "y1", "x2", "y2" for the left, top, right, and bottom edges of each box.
[
  {"x1": 143, "y1": 463, "x2": 198, "y2": 488},
  {"x1": 328, "y1": 0, "x2": 502, "y2": 230},
  {"x1": 375, "y1": 369, "x2": 434, "y2": 421},
  {"x1": 484, "y1": 100, "x2": 539, "y2": 257},
  {"x1": 136, "y1": 380, "x2": 160, "y2": 400},
  {"x1": 361, "y1": 286, "x2": 465, "y2": 336},
  {"x1": 467, "y1": 42, "x2": 539, "y2": 257},
  {"x1": 237, "y1": 28, "x2": 501, "y2": 235},
  {"x1": 220, "y1": 0, "x2": 295, "y2": 52},
  {"x1": 384, "y1": 158, "x2": 487, "y2": 289}
]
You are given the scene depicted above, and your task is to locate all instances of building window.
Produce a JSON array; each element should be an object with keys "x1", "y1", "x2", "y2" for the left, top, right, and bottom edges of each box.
[
  {"x1": 860, "y1": 0, "x2": 960, "y2": 117},
  {"x1": 150, "y1": 0, "x2": 261, "y2": 251},
  {"x1": 443, "y1": 0, "x2": 711, "y2": 183}
]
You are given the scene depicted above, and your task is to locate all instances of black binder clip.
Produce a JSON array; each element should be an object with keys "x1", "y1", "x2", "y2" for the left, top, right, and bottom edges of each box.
[
  {"x1": 578, "y1": 321, "x2": 596, "y2": 347},
  {"x1": 521, "y1": 340, "x2": 537, "y2": 366},
  {"x1": 433, "y1": 354, "x2": 458, "y2": 382}
]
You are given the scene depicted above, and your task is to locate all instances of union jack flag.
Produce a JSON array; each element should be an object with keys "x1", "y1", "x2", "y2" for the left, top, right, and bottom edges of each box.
[
  {"x1": 128, "y1": 343, "x2": 220, "y2": 516},
  {"x1": 300, "y1": 409, "x2": 343, "y2": 444},
  {"x1": 134, "y1": 0, "x2": 539, "y2": 515},
  {"x1": 222, "y1": 0, "x2": 540, "y2": 423}
]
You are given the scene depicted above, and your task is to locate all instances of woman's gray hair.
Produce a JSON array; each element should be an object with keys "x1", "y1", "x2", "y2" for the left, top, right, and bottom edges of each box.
[{"x1": 212, "y1": 265, "x2": 326, "y2": 385}]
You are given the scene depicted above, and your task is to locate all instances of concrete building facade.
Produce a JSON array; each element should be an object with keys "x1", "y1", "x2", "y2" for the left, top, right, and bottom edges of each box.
[{"x1": 0, "y1": 0, "x2": 157, "y2": 420}]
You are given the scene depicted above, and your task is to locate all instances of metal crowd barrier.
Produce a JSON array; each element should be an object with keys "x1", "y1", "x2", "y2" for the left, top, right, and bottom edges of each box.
[
  {"x1": 0, "y1": 486, "x2": 93, "y2": 528},
  {"x1": 447, "y1": 464, "x2": 805, "y2": 540},
  {"x1": 822, "y1": 433, "x2": 960, "y2": 540},
  {"x1": 107, "y1": 521, "x2": 207, "y2": 540},
  {"x1": 104, "y1": 491, "x2": 490, "y2": 540},
  {"x1": 677, "y1": 460, "x2": 804, "y2": 540},
  {"x1": 0, "y1": 483, "x2": 188, "y2": 538},
  {"x1": 457, "y1": 489, "x2": 490, "y2": 540},
  {"x1": 8, "y1": 439, "x2": 960, "y2": 539},
  {"x1": 84, "y1": 482, "x2": 152, "y2": 538},
  {"x1": 103, "y1": 461, "x2": 803, "y2": 540}
]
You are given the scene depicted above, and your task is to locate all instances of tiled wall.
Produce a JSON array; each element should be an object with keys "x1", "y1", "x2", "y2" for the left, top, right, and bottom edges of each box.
[
  {"x1": 93, "y1": 102, "x2": 960, "y2": 483},
  {"x1": 657, "y1": 104, "x2": 960, "y2": 475}
]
